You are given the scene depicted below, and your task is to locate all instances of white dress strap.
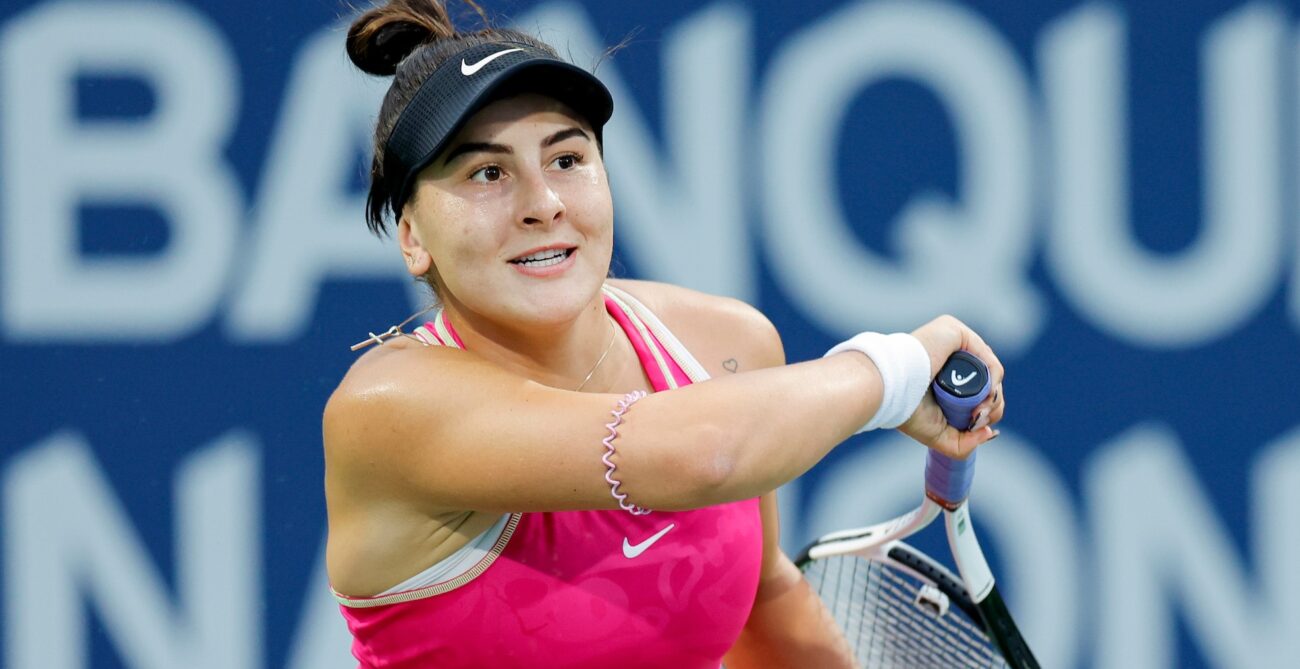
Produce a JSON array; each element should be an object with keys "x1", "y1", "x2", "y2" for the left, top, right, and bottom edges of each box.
[{"x1": 602, "y1": 284, "x2": 712, "y2": 384}]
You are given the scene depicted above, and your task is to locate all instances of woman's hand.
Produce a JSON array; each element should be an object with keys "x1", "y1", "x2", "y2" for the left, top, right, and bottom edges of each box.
[{"x1": 899, "y1": 315, "x2": 1005, "y2": 459}]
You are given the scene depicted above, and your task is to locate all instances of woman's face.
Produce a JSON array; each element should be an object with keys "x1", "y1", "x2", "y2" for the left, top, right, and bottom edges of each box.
[{"x1": 398, "y1": 93, "x2": 614, "y2": 331}]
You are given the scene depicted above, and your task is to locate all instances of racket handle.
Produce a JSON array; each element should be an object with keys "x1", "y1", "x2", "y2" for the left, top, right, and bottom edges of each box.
[{"x1": 925, "y1": 351, "x2": 991, "y2": 506}]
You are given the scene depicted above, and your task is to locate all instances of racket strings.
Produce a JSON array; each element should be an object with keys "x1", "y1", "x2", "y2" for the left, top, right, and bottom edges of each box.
[{"x1": 805, "y1": 554, "x2": 1007, "y2": 668}]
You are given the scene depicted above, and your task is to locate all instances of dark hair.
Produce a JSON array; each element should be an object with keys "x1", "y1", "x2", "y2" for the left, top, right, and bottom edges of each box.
[{"x1": 346, "y1": 0, "x2": 565, "y2": 237}]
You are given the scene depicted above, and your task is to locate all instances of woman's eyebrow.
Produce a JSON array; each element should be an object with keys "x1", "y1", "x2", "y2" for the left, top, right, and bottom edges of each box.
[
  {"x1": 441, "y1": 141, "x2": 512, "y2": 166},
  {"x1": 440, "y1": 127, "x2": 590, "y2": 167},
  {"x1": 543, "y1": 127, "x2": 590, "y2": 147}
]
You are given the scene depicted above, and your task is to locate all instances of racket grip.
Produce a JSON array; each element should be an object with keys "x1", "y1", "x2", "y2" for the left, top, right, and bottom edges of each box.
[{"x1": 925, "y1": 351, "x2": 991, "y2": 506}]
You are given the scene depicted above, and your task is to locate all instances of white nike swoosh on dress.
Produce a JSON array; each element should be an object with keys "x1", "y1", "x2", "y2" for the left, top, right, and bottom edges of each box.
[
  {"x1": 622, "y1": 523, "x2": 676, "y2": 559},
  {"x1": 461, "y1": 48, "x2": 524, "y2": 76}
]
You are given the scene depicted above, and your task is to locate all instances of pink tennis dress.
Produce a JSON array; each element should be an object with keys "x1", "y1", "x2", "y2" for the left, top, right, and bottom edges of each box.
[{"x1": 334, "y1": 285, "x2": 764, "y2": 668}]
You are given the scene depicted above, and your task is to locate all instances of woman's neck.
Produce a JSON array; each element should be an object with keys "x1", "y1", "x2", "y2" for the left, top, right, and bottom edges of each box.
[{"x1": 439, "y1": 291, "x2": 619, "y2": 391}]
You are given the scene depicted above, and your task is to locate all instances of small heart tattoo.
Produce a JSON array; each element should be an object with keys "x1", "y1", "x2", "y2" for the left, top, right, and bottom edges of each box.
[{"x1": 722, "y1": 358, "x2": 738, "y2": 373}]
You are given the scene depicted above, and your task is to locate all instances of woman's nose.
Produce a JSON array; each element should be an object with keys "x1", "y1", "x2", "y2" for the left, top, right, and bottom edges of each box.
[{"x1": 516, "y1": 170, "x2": 565, "y2": 227}]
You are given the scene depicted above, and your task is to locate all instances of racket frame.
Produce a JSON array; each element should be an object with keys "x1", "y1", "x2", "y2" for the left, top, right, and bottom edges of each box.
[
  {"x1": 797, "y1": 493, "x2": 1037, "y2": 668},
  {"x1": 799, "y1": 496, "x2": 992, "y2": 611}
]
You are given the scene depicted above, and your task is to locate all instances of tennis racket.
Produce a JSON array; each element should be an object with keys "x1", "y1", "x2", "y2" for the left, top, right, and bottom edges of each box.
[{"x1": 795, "y1": 351, "x2": 1039, "y2": 668}]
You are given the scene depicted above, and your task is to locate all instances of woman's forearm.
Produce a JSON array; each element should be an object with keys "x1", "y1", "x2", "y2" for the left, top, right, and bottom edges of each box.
[{"x1": 621, "y1": 353, "x2": 882, "y2": 509}]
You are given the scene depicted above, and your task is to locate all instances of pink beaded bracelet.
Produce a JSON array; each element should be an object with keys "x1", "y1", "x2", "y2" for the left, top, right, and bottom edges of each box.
[{"x1": 602, "y1": 390, "x2": 652, "y2": 515}]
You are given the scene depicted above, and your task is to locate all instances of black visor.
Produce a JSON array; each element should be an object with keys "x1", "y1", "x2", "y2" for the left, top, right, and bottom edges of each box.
[{"x1": 383, "y1": 41, "x2": 614, "y2": 217}]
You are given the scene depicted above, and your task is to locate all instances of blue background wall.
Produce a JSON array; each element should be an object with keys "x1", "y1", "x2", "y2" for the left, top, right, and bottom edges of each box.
[{"x1": 2, "y1": 0, "x2": 1298, "y2": 667}]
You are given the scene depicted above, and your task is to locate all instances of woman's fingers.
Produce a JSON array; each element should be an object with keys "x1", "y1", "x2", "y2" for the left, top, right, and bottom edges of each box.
[
  {"x1": 930, "y1": 423, "x2": 999, "y2": 460},
  {"x1": 970, "y1": 382, "x2": 1005, "y2": 428}
]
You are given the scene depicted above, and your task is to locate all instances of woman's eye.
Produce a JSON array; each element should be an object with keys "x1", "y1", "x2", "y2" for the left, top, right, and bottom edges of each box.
[
  {"x1": 553, "y1": 153, "x2": 580, "y2": 170},
  {"x1": 471, "y1": 165, "x2": 503, "y2": 183}
]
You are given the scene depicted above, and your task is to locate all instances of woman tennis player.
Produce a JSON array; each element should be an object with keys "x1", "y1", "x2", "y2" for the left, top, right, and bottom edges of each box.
[{"x1": 324, "y1": 1, "x2": 1006, "y2": 667}]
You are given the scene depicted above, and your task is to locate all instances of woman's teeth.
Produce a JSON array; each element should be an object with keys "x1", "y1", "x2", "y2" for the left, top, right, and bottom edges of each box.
[{"x1": 512, "y1": 249, "x2": 571, "y2": 267}]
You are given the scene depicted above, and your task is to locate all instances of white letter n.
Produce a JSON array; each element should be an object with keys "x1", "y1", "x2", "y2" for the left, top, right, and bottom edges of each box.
[{"x1": 3, "y1": 432, "x2": 261, "y2": 669}]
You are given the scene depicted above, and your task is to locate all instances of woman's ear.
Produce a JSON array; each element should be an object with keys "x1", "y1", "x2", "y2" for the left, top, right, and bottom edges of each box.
[{"x1": 397, "y1": 215, "x2": 432, "y2": 277}]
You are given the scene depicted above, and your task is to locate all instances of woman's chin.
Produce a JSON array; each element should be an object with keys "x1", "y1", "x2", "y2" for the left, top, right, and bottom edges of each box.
[
  {"x1": 445, "y1": 264, "x2": 606, "y2": 330},
  {"x1": 517, "y1": 289, "x2": 600, "y2": 323},
  {"x1": 490, "y1": 275, "x2": 604, "y2": 327}
]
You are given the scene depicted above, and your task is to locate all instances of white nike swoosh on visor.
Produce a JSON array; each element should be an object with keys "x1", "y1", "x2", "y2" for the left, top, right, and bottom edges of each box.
[
  {"x1": 622, "y1": 523, "x2": 676, "y2": 559},
  {"x1": 461, "y1": 48, "x2": 524, "y2": 76}
]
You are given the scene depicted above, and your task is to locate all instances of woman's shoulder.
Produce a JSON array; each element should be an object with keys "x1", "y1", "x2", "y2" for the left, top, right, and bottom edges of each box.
[
  {"x1": 336, "y1": 334, "x2": 464, "y2": 395},
  {"x1": 325, "y1": 336, "x2": 480, "y2": 446},
  {"x1": 608, "y1": 279, "x2": 786, "y2": 371}
]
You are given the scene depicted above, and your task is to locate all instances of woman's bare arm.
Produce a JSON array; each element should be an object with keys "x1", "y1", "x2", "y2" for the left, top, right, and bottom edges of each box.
[
  {"x1": 324, "y1": 311, "x2": 998, "y2": 515},
  {"x1": 324, "y1": 340, "x2": 882, "y2": 514}
]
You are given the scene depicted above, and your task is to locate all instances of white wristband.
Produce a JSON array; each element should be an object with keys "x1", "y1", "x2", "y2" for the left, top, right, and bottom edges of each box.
[{"x1": 824, "y1": 332, "x2": 932, "y2": 433}]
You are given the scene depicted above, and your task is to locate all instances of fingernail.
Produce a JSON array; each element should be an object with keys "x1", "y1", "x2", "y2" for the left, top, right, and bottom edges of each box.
[
  {"x1": 972, "y1": 408, "x2": 990, "y2": 431},
  {"x1": 986, "y1": 428, "x2": 1000, "y2": 441}
]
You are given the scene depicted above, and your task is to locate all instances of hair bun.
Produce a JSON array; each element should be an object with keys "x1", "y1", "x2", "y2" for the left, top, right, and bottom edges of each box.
[{"x1": 346, "y1": 1, "x2": 455, "y2": 76}]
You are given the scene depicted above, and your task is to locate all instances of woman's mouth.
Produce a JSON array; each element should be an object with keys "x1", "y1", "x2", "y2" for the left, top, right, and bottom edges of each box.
[
  {"x1": 508, "y1": 246, "x2": 577, "y2": 277},
  {"x1": 509, "y1": 248, "x2": 573, "y2": 268}
]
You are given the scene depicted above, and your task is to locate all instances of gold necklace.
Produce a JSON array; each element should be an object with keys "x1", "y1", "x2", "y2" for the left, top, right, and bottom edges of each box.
[{"x1": 575, "y1": 318, "x2": 617, "y2": 392}]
